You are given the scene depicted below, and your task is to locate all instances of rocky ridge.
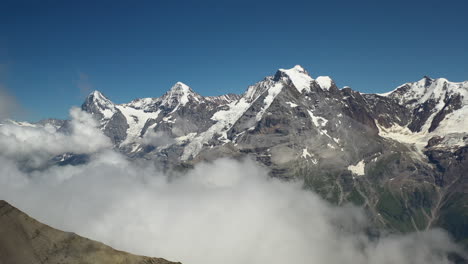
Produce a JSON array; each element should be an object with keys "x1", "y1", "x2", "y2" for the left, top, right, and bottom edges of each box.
[{"x1": 0, "y1": 200, "x2": 180, "y2": 264}]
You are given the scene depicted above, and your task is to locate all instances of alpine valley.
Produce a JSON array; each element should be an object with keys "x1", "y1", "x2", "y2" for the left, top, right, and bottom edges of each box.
[{"x1": 7, "y1": 65, "x2": 468, "y2": 249}]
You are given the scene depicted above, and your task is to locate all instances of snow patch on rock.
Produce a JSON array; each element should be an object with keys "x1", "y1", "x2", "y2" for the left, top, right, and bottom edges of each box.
[
  {"x1": 316, "y1": 76, "x2": 333, "y2": 90},
  {"x1": 116, "y1": 106, "x2": 160, "y2": 145},
  {"x1": 348, "y1": 160, "x2": 365, "y2": 176},
  {"x1": 301, "y1": 148, "x2": 312, "y2": 159},
  {"x1": 286, "y1": 102, "x2": 298, "y2": 108},
  {"x1": 307, "y1": 110, "x2": 328, "y2": 127}
]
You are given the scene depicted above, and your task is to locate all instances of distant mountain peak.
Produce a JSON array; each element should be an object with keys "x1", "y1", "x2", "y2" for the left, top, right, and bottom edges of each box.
[
  {"x1": 171, "y1": 81, "x2": 191, "y2": 92},
  {"x1": 84, "y1": 90, "x2": 113, "y2": 105},
  {"x1": 281, "y1": 64, "x2": 308, "y2": 73},
  {"x1": 277, "y1": 65, "x2": 310, "y2": 76},
  {"x1": 161, "y1": 82, "x2": 203, "y2": 107},
  {"x1": 423, "y1": 75, "x2": 433, "y2": 81},
  {"x1": 379, "y1": 76, "x2": 468, "y2": 116},
  {"x1": 416, "y1": 75, "x2": 435, "y2": 87},
  {"x1": 82, "y1": 90, "x2": 116, "y2": 119},
  {"x1": 276, "y1": 65, "x2": 314, "y2": 93},
  {"x1": 92, "y1": 90, "x2": 103, "y2": 96}
]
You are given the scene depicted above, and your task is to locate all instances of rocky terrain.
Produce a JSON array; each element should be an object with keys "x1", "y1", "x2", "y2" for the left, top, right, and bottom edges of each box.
[
  {"x1": 10, "y1": 65, "x2": 468, "y2": 247},
  {"x1": 0, "y1": 200, "x2": 180, "y2": 264}
]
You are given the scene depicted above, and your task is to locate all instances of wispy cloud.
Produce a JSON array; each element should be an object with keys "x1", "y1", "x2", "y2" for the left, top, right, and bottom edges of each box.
[
  {"x1": 0, "y1": 107, "x2": 111, "y2": 167},
  {"x1": 76, "y1": 71, "x2": 94, "y2": 97}
]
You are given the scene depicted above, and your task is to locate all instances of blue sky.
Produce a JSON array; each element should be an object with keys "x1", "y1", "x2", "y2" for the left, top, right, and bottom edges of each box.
[{"x1": 1, "y1": 0, "x2": 467, "y2": 121}]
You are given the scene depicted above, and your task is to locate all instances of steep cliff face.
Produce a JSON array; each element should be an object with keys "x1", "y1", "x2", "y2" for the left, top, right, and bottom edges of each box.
[{"x1": 0, "y1": 200, "x2": 180, "y2": 264}]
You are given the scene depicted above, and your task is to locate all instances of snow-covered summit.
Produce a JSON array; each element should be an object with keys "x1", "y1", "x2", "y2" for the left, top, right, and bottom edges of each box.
[
  {"x1": 160, "y1": 82, "x2": 203, "y2": 107},
  {"x1": 170, "y1": 82, "x2": 191, "y2": 93},
  {"x1": 89, "y1": 90, "x2": 113, "y2": 104},
  {"x1": 161, "y1": 82, "x2": 203, "y2": 106},
  {"x1": 382, "y1": 77, "x2": 468, "y2": 107},
  {"x1": 82, "y1": 90, "x2": 117, "y2": 119},
  {"x1": 277, "y1": 65, "x2": 314, "y2": 93},
  {"x1": 375, "y1": 76, "x2": 468, "y2": 144},
  {"x1": 279, "y1": 65, "x2": 308, "y2": 74},
  {"x1": 77, "y1": 67, "x2": 468, "y2": 163}
]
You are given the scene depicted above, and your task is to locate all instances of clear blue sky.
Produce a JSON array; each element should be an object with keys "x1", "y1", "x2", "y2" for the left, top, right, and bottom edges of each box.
[{"x1": 1, "y1": 0, "x2": 467, "y2": 121}]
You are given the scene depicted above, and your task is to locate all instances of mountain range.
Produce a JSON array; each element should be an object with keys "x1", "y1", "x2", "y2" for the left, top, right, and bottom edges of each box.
[{"x1": 10, "y1": 65, "x2": 468, "y2": 247}]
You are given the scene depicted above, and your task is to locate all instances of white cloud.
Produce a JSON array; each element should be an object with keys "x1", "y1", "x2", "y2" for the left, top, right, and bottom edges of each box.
[
  {"x1": 0, "y1": 108, "x2": 464, "y2": 264},
  {"x1": 139, "y1": 130, "x2": 175, "y2": 147},
  {"x1": 0, "y1": 107, "x2": 111, "y2": 167},
  {"x1": 76, "y1": 71, "x2": 93, "y2": 97}
]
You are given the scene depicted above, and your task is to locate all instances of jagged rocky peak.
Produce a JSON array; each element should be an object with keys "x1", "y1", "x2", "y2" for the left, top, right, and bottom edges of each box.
[
  {"x1": 83, "y1": 90, "x2": 114, "y2": 106},
  {"x1": 87, "y1": 90, "x2": 112, "y2": 103},
  {"x1": 422, "y1": 75, "x2": 434, "y2": 85},
  {"x1": 242, "y1": 65, "x2": 330, "y2": 104},
  {"x1": 82, "y1": 90, "x2": 116, "y2": 119},
  {"x1": 160, "y1": 81, "x2": 204, "y2": 107},
  {"x1": 384, "y1": 76, "x2": 468, "y2": 107}
]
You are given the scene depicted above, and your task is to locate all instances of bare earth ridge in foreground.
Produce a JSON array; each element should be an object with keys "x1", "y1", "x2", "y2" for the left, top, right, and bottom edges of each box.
[{"x1": 0, "y1": 200, "x2": 180, "y2": 264}]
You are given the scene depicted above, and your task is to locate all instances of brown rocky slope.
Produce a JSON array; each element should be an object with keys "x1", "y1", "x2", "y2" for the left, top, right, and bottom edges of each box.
[{"x1": 0, "y1": 200, "x2": 180, "y2": 264}]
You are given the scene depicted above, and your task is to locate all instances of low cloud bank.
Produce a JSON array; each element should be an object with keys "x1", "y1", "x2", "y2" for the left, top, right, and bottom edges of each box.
[
  {"x1": 0, "y1": 107, "x2": 111, "y2": 167},
  {"x1": 0, "y1": 109, "x2": 464, "y2": 264},
  {"x1": 139, "y1": 130, "x2": 175, "y2": 147}
]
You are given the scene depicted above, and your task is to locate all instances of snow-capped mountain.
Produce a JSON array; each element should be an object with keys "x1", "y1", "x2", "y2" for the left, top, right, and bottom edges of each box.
[
  {"x1": 366, "y1": 77, "x2": 468, "y2": 153},
  {"x1": 81, "y1": 65, "x2": 367, "y2": 158},
  {"x1": 383, "y1": 76, "x2": 468, "y2": 133},
  {"x1": 18, "y1": 65, "x2": 468, "y2": 245},
  {"x1": 80, "y1": 65, "x2": 467, "y2": 164}
]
